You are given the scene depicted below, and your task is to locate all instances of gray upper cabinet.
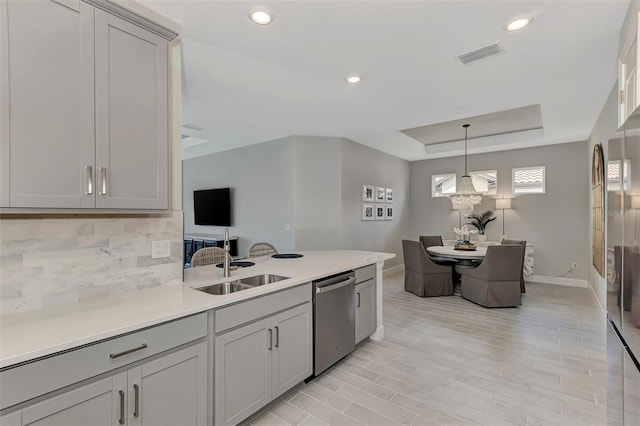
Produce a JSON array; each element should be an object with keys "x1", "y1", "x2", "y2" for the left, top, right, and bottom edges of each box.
[
  {"x1": 0, "y1": 0, "x2": 95, "y2": 208},
  {"x1": 0, "y1": 0, "x2": 169, "y2": 210},
  {"x1": 94, "y1": 10, "x2": 168, "y2": 209}
]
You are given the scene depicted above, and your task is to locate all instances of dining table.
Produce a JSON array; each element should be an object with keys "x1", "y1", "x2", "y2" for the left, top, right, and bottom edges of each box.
[
  {"x1": 426, "y1": 245, "x2": 487, "y2": 293},
  {"x1": 426, "y1": 245, "x2": 487, "y2": 267}
]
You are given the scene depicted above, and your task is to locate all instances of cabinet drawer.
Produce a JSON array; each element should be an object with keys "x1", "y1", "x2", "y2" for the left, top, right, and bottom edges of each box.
[
  {"x1": 355, "y1": 264, "x2": 375, "y2": 283},
  {"x1": 215, "y1": 284, "x2": 311, "y2": 333},
  {"x1": 0, "y1": 313, "x2": 207, "y2": 410}
]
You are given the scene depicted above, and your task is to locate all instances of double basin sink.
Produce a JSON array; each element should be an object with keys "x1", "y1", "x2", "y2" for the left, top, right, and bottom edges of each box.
[{"x1": 195, "y1": 274, "x2": 289, "y2": 295}]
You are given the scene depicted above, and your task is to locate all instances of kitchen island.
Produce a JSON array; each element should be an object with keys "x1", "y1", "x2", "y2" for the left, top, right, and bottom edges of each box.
[{"x1": 0, "y1": 250, "x2": 394, "y2": 425}]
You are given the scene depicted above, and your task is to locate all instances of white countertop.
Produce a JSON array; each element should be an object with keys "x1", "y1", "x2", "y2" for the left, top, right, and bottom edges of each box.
[{"x1": 0, "y1": 250, "x2": 394, "y2": 369}]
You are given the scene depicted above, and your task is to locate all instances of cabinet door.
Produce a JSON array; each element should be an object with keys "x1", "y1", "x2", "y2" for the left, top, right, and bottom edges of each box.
[
  {"x1": 272, "y1": 303, "x2": 312, "y2": 399},
  {"x1": 131, "y1": 343, "x2": 207, "y2": 426},
  {"x1": 20, "y1": 374, "x2": 125, "y2": 426},
  {"x1": 0, "y1": 410, "x2": 21, "y2": 426},
  {"x1": 94, "y1": 10, "x2": 168, "y2": 210},
  {"x1": 0, "y1": 0, "x2": 95, "y2": 208},
  {"x1": 355, "y1": 279, "x2": 376, "y2": 343},
  {"x1": 215, "y1": 318, "x2": 271, "y2": 426}
]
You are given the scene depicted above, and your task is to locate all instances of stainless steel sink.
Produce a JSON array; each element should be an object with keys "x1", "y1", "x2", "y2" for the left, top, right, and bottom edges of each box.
[
  {"x1": 194, "y1": 274, "x2": 289, "y2": 295},
  {"x1": 239, "y1": 274, "x2": 289, "y2": 286},
  {"x1": 195, "y1": 281, "x2": 254, "y2": 295}
]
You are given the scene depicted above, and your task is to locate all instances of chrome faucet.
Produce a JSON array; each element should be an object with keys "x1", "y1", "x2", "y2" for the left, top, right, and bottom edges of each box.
[{"x1": 223, "y1": 228, "x2": 231, "y2": 278}]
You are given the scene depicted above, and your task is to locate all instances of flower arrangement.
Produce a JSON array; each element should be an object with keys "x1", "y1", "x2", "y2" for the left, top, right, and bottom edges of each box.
[
  {"x1": 466, "y1": 210, "x2": 497, "y2": 235},
  {"x1": 453, "y1": 225, "x2": 478, "y2": 242}
]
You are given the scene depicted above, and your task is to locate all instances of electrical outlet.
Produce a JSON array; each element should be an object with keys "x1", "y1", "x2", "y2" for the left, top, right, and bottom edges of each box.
[
  {"x1": 571, "y1": 262, "x2": 578, "y2": 271},
  {"x1": 152, "y1": 240, "x2": 171, "y2": 259}
]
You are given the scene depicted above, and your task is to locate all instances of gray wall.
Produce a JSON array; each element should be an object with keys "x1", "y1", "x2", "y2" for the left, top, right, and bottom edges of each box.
[
  {"x1": 183, "y1": 137, "x2": 296, "y2": 255},
  {"x1": 409, "y1": 142, "x2": 590, "y2": 280},
  {"x1": 293, "y1": 136, "x2": 343, "y2": 250},
  {"x1": 341, "y1": 139, "x2": 409, "y2": 269},
  {"x1": 182, "y1": 135, "x2": 410, "y2": 265}
]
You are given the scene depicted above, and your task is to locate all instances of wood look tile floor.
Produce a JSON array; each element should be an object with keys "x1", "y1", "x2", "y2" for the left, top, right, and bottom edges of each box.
[{"x1": 246, "y1": 272, "x2": 606, "y2": 426}]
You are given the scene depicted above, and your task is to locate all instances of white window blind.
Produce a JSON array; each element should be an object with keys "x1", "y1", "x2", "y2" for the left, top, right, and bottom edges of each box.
[{"x1": 512, "y1": 166, "x2": 545, "y2": 194}]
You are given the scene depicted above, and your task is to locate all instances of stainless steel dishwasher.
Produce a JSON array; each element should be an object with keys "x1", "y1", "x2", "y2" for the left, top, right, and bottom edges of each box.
[{"x1": 313, "y1": 271, "x2": 356, "y2": 376}]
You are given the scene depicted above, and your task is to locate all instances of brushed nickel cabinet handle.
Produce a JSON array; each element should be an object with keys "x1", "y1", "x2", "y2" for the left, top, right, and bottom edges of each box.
[
  {"x1": 133, "y1": 384, "x2": 140, "y2": 418},
  {"x1": 118, "y1": 390, "x2": 125, "y2": 425},
  {"x1": 99, "y1": 166, "x2": 107, "y2": 195},
  {"x1": 357, "y1": 292, "x2": 361, "y2": 308},
  {"x1": 85, "y1": 166, "x2": 93, "y2": 195},
  {"x1": 109, "y1": 343, "x2": 148, "y2": 359},
  {"x1": 268, "y1": 329, "x2": 273, "y2": 350},
  {"x1": 274, "y1": 326, "x2": 279, "y2": 348}
]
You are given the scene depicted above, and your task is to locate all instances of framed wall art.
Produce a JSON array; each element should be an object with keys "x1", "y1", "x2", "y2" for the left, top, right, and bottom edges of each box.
[
  {"x1": 385, "y1": 188, "x2": 393, "y2": 203},
  {"x1": 362, "y1": 204, "x2": 374, "y2": 221},
  {"x1": 362, "y1": 185, "x2": 374, "y2": 202},
  {"x1": 384, "y1": 205, "x2": 393, "y2": 220}
]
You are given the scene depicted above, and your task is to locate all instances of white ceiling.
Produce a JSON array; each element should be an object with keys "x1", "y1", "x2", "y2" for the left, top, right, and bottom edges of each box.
[{"x1": 139, "y1": 0, "x2": 630, "y2": 161}]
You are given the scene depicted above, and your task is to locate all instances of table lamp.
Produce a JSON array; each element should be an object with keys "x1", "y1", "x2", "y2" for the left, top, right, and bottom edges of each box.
[{"x1": 495, "y1": 198, "x2": 512, "y2": 241}]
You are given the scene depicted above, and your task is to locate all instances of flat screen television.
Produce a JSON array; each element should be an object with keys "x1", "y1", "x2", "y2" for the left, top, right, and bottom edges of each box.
[{"x1": 193, "y1": 188, "x2": 231, "y2": 226}]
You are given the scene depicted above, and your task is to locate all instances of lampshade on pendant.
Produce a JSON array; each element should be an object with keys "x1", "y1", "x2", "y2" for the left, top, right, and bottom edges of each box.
[{"x1": 450, "y1": 124, "x2": 483, "y2": 213}]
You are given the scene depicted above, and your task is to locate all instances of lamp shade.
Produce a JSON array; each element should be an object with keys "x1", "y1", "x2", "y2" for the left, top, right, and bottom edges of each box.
[
  {"x1": 496, "y1": 198, "x2": 512, "y2": 210},
  {"x1": 632, "y1": 195, "x2": 640, "y2": 209}
]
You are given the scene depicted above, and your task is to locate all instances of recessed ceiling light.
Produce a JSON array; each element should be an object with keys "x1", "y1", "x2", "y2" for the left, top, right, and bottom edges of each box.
[
  {"x1": 504, "y1": 15, "x2": 533, "y2": 32},
  {"x1": 249, "y1": 7, "x2": 273, "y2": 25},
  {"x1": 346, "y1": 75, "x2": 362, "y2": 84}
]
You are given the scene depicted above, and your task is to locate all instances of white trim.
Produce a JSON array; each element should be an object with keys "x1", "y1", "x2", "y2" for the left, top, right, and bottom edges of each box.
[
  {"x1": 383, "y1": 264, "x2": 404, "y2": 277},
  {"x1": 588, "y1": 283, "x2": 607, "y2": 325},
  {"x1": 525, "y1": 274, "x2": 588, "y2": 288}
]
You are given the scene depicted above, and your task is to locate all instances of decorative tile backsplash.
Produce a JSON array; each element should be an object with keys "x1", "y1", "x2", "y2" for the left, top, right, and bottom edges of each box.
[{"x1": 0, "y1": 212, "x2": 184, "y2": 315}]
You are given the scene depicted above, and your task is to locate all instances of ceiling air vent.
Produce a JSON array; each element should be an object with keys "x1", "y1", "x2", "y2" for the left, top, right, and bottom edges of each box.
[{"x1": 456, "y1": 42, "x2": 504, "y2": 65}]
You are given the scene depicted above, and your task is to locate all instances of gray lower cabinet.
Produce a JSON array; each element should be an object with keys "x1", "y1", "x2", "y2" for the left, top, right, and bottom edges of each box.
[
  {"x1": 214, "y1": 302, "x2": 312, "y2": 426},
  {"x1": 0, "y1": 0, "x2": 169, "y2": 210},
  {"x1": 1, "y1": 343, "x2": 207, "y2": 426},
  {"x1": 355, "y1": 279, "x2": 376, "y2": 343},
  {"x1": 20, "y1": 376, "x2": 118, "y2": 426},
  {"x1": 354, "y1": 265, "x2": 376, "y2": 344}
]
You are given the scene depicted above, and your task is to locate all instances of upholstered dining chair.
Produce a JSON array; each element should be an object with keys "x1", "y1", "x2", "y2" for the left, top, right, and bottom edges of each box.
[
  {"x1": 191, "y1": 247, "x2": 231, "y2": 267},
  {"x1": 460, "y1": 245, "x2": 523, "y2": 308},
  {"x1": 402, "y1": 240, "x2": 453, "y2": 297},
  {"x1": 419, "y1": 235, "x2": 458, "y2": 265},
  {"x1": 501, "y1": 238, "x2": 527, "y2": 293},
  {"x1": 249, "y1": 242, "x2": 278, "y2": 258}
]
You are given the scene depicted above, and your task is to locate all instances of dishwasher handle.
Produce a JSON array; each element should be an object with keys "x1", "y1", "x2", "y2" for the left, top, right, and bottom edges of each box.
[{"x1": 315, "y1": 276, "x2": 356, "y2": 294}]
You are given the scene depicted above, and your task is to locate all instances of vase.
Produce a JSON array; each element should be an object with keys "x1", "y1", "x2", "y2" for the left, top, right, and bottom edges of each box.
[{"x1": 478, "y1": 234, "x2": 487, "y2": 242}]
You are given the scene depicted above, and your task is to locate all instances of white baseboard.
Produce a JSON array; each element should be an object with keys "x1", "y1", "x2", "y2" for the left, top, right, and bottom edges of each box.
[
  {"x1": 383, "y1": 264, "x2": 404, "y2": 277},
  {"x1": 589, "y1": 284, "x2": 607, "y2": 324},
  {"x1": 525, "y1": 274, "x2": 588, "y2": 288}
]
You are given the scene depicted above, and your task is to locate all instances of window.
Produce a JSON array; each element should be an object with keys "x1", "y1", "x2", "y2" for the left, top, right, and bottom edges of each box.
[
  {"x1": 512, "y1": 166, "x2": 545, "y2": 194},
  {"x1": 607, "y1": 159, "x2": 631, "y2": 191},
  {"x1": 469, "y1": 170, "x2": 497, "y2": 195},
  {"x1": 431, "y1": 173, "x2": 456, "y2": 197}
]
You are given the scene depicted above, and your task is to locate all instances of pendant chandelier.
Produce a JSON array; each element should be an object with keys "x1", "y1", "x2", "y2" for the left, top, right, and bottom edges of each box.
[{"x1": 450, "y1": 124, "x2": 483, "y2": 214}]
